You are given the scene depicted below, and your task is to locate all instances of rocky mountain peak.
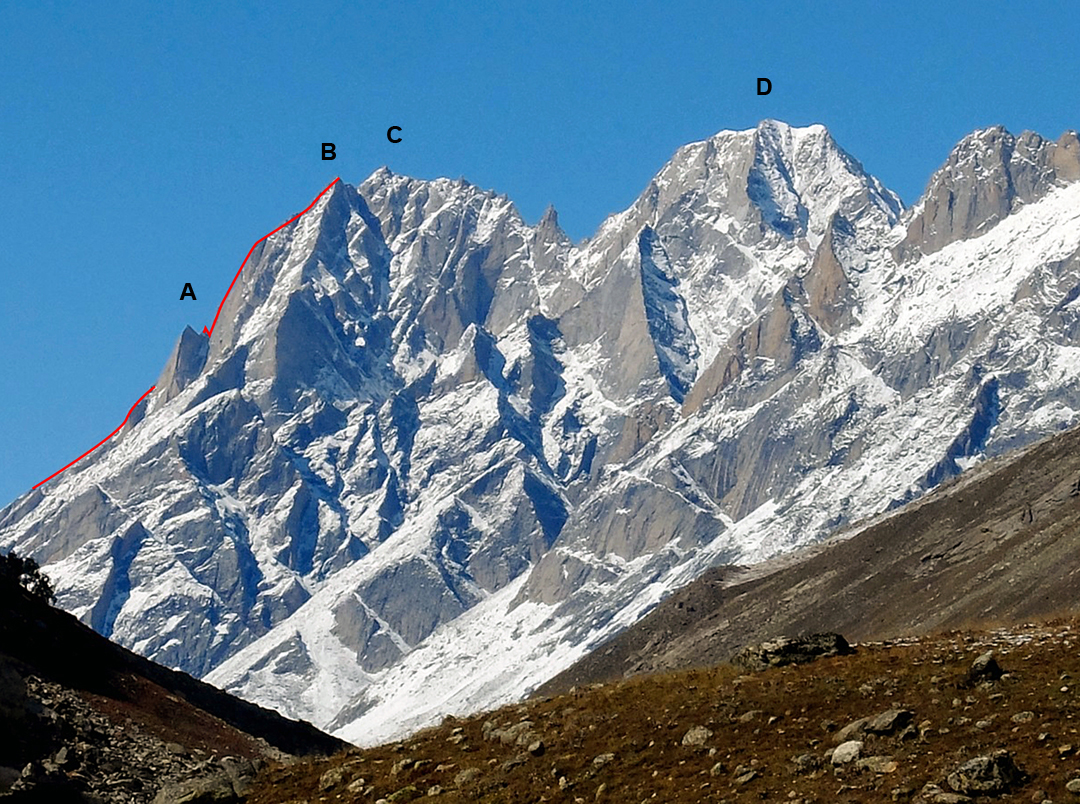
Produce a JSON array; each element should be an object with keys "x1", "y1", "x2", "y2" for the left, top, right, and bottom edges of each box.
[
  {"x1": 679, "y1": 120, "x2": 902, "y2": 246},
  {"x1": 534, "y1": 204, "x2": 570, "y2": 254},
  {"x1": 901, "y1": 125, "x2": 1080, "y2": 256},
  {"x1": 1054, "y1": 129, "x2": 1080, "y2": 180},
  {"x1": 156, "y1": 324, "x2": 210, "y2": 403},
  {"x1": 750, "y1": 118, "x2": 832, "y2": 168},
  {"x1": 536, "y1": 204, "x2": 562, "y2": 236},
  {"x1": 4, "y1": 120, "x2": 1080, "y2": 749},
  {"x1": 750, "y1": 120, "x2": 901, "y2": 241}
]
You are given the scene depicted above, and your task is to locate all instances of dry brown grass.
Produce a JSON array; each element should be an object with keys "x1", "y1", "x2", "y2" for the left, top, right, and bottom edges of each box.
[
  {"x1": 80, "y1": 670, "x2": 270, "y2": 760},
  {"x1": 249, "y1": 619, "x2": 1080, "y2": 803}
]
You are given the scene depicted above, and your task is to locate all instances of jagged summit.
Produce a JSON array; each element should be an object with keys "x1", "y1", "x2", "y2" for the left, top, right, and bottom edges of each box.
[
  {"x1": 901, "y1": 124, "x2": 1080, "y2": 255},
  {"x1": 536, "y1": 204, "x2": 560, "y2": 230},
  {"x1": 157, "y1": 324, "x2": 210, "y2": 403},
  {"x1": 583, "y1": 120, "x2": 900, "y2": 289},
  {"x1": 3, "y1": 121, "x2": 1080, "y2": 746}
]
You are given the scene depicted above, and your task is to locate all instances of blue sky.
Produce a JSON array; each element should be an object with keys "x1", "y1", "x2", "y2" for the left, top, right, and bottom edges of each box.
[{"x1": 1, "y1": 1, "x2": 1077, "y2": 505}]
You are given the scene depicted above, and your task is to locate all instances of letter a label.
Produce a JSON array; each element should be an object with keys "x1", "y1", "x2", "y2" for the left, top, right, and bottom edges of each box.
[{"x1": 180, "y1": 283, "x2": 197, "y2": 300}]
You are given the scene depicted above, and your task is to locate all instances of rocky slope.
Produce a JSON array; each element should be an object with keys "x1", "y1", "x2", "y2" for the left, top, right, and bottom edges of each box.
[
  {"x1": 243, "y1": 620, "x2": 1080, "y2": 803},
  {"x1": 2, "y1": 120, "x2": 1080, "y2": 744},
  {"x1": 0, "y1": 579, "x2": 343, "y2": 802},
  {"x1": 539, "y1": 417, "x2": 1080, "y2": 694}
]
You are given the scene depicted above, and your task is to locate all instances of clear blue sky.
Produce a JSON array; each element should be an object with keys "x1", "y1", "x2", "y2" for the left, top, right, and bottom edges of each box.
[{"x1": 1, "y1": 1, "x2": 1077, "y2": 506}]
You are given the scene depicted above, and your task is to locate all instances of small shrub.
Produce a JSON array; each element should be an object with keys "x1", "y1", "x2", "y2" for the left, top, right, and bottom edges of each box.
[{"x1": 0, "y1": 550, "x2": 56, "y2": 603}]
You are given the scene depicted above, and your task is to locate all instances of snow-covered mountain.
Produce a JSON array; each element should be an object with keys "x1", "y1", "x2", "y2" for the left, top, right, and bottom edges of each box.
[{"x1": 3, "y1": 120, "x2": 1080, "y2": 745}]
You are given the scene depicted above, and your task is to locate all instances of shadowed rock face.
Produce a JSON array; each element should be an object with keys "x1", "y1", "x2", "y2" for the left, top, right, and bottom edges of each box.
[
  {"x1": 637, "y1": 227, "x2": 699, "y2": 403},
  {"x1": 158, "y1": 325, "x2": 210, "y2": 402},
  {"x1": 3, "y1": 120, "x2": 1080, "y2": 744},
  {"x1": 0, "y1": 582, "x2": 343, "y2": 802}
]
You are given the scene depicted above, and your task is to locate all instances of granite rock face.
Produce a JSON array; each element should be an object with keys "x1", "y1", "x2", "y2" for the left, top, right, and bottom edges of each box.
[
  {"x1": 3, "y1": 120, "x2": 1080, "y2": 744},
  {"x1": 901, "y1": 127, "x2": 1080, "y2": 256}
]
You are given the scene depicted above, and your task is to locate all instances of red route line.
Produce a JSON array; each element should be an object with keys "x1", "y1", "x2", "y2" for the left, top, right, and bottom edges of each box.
[
  {"x1": 203, "y1": 176, "x2": 342, "y2": 338},
  {"x1": 32, "y1": 177, "x2": 342, "y2": 491},
  {"x1": 33, "y1": 386, "x2": 157, "y2": 490}
]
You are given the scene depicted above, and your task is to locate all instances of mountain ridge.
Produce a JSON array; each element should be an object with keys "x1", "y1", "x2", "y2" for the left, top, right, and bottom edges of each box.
[{"x1": 3, "y1": 119, "x2": 1080, "y2": 745}]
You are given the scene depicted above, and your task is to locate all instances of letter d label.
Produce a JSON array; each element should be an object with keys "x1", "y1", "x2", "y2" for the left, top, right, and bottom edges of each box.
[{"x1": 757, "y1": 78, "x2": 772, "y2": 95}]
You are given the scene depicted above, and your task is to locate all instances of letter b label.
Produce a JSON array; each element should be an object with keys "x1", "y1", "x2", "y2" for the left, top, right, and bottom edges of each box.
[{"x1": 322, "y1": 143, "x2": 336, "y2": 160}]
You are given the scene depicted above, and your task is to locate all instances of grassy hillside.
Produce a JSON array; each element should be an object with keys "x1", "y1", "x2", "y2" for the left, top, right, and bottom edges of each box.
[{"x1": 249, "y1": 618, "x2": 1080, "y2": 803}]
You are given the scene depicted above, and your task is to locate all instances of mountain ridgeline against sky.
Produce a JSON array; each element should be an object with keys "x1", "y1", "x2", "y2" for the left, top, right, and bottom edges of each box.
[{"x1": 3, "y1": 120, "x2": 1080, "y2": 744}]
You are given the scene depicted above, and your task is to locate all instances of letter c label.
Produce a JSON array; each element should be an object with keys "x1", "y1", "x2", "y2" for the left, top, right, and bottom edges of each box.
[{"x1": 387, "y1": 126, "x2": 402, "y2": 143}]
